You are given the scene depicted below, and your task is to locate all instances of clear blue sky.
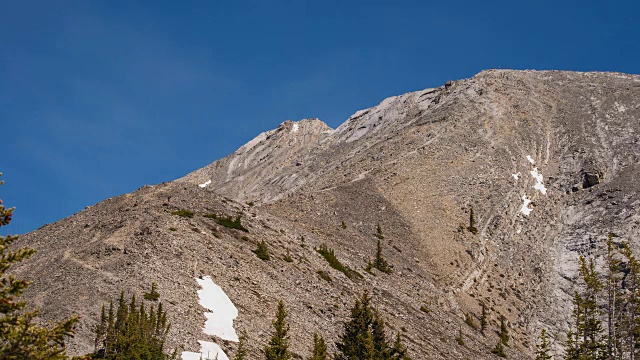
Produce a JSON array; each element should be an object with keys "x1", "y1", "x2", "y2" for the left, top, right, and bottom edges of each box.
[{"x1": 1, "y1": 0, "x2": 638, "y2": 234}]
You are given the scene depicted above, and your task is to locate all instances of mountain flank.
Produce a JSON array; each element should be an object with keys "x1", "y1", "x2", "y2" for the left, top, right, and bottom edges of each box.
[{"x1": 13, "y1": 69, "x2": 640, "y2": 359}]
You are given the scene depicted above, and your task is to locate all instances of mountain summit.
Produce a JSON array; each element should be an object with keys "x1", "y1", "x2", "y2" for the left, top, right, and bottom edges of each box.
[{"x1": 13, "y1": 69, "x2": 640, "y2": 359}]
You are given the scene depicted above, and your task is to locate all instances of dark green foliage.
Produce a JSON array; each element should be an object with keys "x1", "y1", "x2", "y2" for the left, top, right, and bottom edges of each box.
[
  {"x1": 499, "y1": 316, "x2": 509, "y2": 346},
  {"x1": 92, "y1": 291, "x2": 172, "y2": 359},
  {"x1": 366, "y1": 240, "x2": 393, "y2": 274},
  {"x1": 253, "y1": 240, "x2": 271, "y2": 261},
  {"x1": 211, "y1": 214, "x2": 249, "y2": 232},
  {"x1": 317, "y1": 270, "x2": 332, "y2": 282},
  {"x1": 143, "y1": 283, "x2": 160, "y2": 302},
  {"x1": 375, "y1": 223, "x2": 384, "y2": 240},
  {"x1": 564, "y1": 256, "x2": 605, "y2": 359},
  {"x1": 264, "y1": 300, "x2": 291, "y2": 360},
  {"x1": 389, "y1": 333, "x2": 411, "y2": 360},
  {"x1": 310, "y1": 333, "x2": 328, "y2": 360},
  {"x1": 340, "y1": 221, "x2": 347, "y2": 229},
  {"x1": 535, "y1": 329, "x2": 552, "y2": 360},
  {"x1": 246, "y1": 201, "x2": 255, "y2": 207},
  {"x1": 491, "y1": 339, "x2": 506, "y2": 358},
  {"x1": 168, "y1": 227, "x2": 177, "y2": 232},
  {"x1": 235, "y1": 330, "x2": 248, "y2": 360},
  {"x1": 0, "y1": 172, "x2": 79, "y2": 359},
  {"x1": 419, "y1": 305, "x2": 431, "y2": 314},
  {"x1": 335, "y1": 292, "x2": 410, "y2": 360},
  {"x1": 171, "y1": 209, "x2": 194, "y2": 218},
  {"x1": 464, "y1": 313, "x2": 477, "y2": 330},
  {"x1": 455, "y1": 326, "x2": 464, "y2": 346},
  {"x1": 467, "y1": 207, "x2": 478, "y2": 234},
  {"x1": 316, "y1": 244, "x2": 361, "y2": 279},
  {"x1": 480, "y1": 303, "x2": 488, "y2": 335},
  {"x1": 283, "y1": 250, "x2": 293, "y2": 263}
]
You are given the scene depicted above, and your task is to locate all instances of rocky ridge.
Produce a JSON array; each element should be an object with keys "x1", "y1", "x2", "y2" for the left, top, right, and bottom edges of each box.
[{"x1": 13, "y1": 69, "x2": 640, "y2": 359}]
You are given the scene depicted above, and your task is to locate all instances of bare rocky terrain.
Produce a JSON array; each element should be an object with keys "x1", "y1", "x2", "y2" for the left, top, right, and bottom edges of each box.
[{"x1": 12, "y1": 69, "x2": 640, "y2": 359}]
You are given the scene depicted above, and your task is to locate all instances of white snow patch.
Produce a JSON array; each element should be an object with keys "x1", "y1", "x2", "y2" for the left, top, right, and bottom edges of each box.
[
  {"x1": 197, "y1": 277, "x2": 239, "y2": 341},
  {"x1": 291, "y1": 123, "x2": 299, "y2": 132},
  {"x1": 520, "y1": 194, "x2": 533, "y2": 216},
  {"x1": 615, "y1": 102, "x2": 626, "y2": 112},
  {"x1": 182, "y1": 341, "x2": 229, "y2": 360},
  {"x1": 516, "y1": 228, "x2": 522, "y2": 234},
  {"x1": 181, "y1": 277, "x2": 238, "y2": 360},
  {"x1": 529, "y1": 168, "x2": 547, "y2": 195},
  {"x1": 526, "y1": 155, "x2": 535, "y2": 164},
  {"x1": 512, "y1": 172, "x2": 521, "y2": 180},
  {"x1": 198, "y1": 180, "x2": 212, "y2": 188}
]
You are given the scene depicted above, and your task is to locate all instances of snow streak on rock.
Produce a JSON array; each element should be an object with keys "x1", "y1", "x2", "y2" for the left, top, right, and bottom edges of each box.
[{"x1": 181, "y1": 276, "x2": 238, "y2": 360}]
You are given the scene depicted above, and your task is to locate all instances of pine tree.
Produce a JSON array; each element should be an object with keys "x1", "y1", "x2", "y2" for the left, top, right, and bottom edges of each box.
[
  {"x1": 499, "y1": 315, "x2": 509, "y2": 346},
  {"x1": 491, "y1": 339, "x2": 506, "y2": 358},
  {"x1": 309, "y1": 333, "x2": 327, "y2": 360},
  {"x1": 264, "y1": 300, "x2": 291, "y2": 360},
  {"x1": 376, "y1": 223, "x2": 384, "y2": 240},
  {"x1": 619, "y1": 243, "x2": 640, "y2": 360},
  {"x1": 235, "y1": 330, "x2": 248, "y2": 360},
  {"x1": 535, "y1": 329, "x2": 552, "y2": 360},
  {"x1": 389, "y1": 333, "x2": 411, "y2": 360},
  {"x1": 253, "y1": 240, "x2": 271, "y2": 261},
  {"x1": 336, "y1": 292, "x2": 407, "y2": 360},
  {"x1": 93, "y1": 291, "x2": 172, "y2": 359},
  {"x1": 0, "y1": 172, "x2": 79, "y2": 359},
  {"x1": 467, "y1": 207, "x2": 478, "y2": 234},
  {"x1": 373, "y1": 240, "x2": 393, "y2": 274},
  {"x1": 371, "y1": 310, "x2": 390, "y2": 359},
  {"x1": 604, "y1": 235, "x2": 623, "y2": 359},
  {"x1": 455, "y1": 326, "x2": 464, "y2": 345},
  {"x1": 335, "y1": 292, "x2": 376, "y2": 360},
  {"x1": 480, "y1": 302, "x2": 488, "y2": 335}
]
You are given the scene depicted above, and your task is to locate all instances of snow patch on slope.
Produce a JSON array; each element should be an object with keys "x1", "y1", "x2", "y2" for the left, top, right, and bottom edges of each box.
[
  {"x1": 199, "y1": 180, "x2": 212, "y2": 188},
  {"x1": 181, "y1": 277, "x2": 238, "y2": 360},
  {"x1": 182, "y1": 341, "x2": 229, "y2": 360},
  {"x1": 527, "y1": 155, "x2": 535, "y2": 164},
  {"x1": 520, "y1": 194, "x2": 533, "y2": 216},
  {"x1": 291, "y1": 123, "x2": 299, "y2": 132},
  {"x1": 530, "y1": 168, "x2": 547, "y2": 195}
]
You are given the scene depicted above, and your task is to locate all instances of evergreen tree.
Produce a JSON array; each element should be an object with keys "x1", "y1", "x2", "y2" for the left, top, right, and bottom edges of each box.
[
  {"x1": 499, "y1": 316, "x2": 509, "y2": 346},
  {"x1": 368, "y1": 240, "x2": 392, "y2": 274},
  {"x1": 535, "y1": 329, "x2": 552, "y2": 360},
  {"x1": 605, "y1": 235, "x2": 623, "y2": 359},
  {"x1": 467, "y1": 207, "x2": 478, "y2": 234},
  {"x1": 235, "y1": 330, "x2": 248, "y2": 360},
  {"x1": 491, "y1": 339, "x2": 506, "y2": 358},
  {"x1": 455, "y1": 326, "x2": 464, "y2": 346},
  {"x1": 264, "y1": 300, "x2": 291, "y2": 360},
  {"x1": 253, "y1": 240, "x2": 271, "y2": 261},
  {"x1": 480, "y1": 302, "x2": 488, "y2": 335},
  {"x1": 336, "y1": 292, "x2": 408, "y2": 360},
  {"x1": 0, "y1": 172, "x2": 79, "y2": 359},
  {"x1": 619, "y1": 243, "x2": 640, "y2": 360},
  {"x1": 389, "y1": 333, "x2": 411, "y2": 360},
  {"x1": 309, "y1": 333, "x2": 327, "y2": 360},
  {"x1": 371, "y1": 310, "x2": 389, "y2": 359},
  {"x1": 335, "y1": 292, "x2": 376, "y2": 360},
  {"x1": 376, "y1": 223, "x2": 384, "y2": 240},
  {"x1": 93, "y1": 292, "x2": 172, "y2": 359}
]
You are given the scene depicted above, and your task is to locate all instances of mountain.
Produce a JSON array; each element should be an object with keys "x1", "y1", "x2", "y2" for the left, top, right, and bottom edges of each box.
[{"x1": 12, "y1": 69, "x2": 640, "y2": 359}]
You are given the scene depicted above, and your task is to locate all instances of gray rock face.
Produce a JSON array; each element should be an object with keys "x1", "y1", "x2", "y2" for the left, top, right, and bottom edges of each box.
[{"x1": 12, "y1": 69, "x2": 640, "y2": 359}]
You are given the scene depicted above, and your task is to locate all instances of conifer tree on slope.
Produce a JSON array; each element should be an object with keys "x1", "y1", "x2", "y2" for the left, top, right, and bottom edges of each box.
[
  {"x1": 535, "y1": 329, "x2": 552, "y2": 360},
  {"x1": 265, "y1": 300, "x2": 291, "y2": 360},
  {"x1": 0, "y1": 172, "x2": 78, "y2": 359},
  {"x1": 235, "y1": 330, "x2": 248, "y2": 360},
  {"x1": 309, "y1": 333, "x2": 327, "y2": 360},
  {"x1": 336, "y1": 291, "x2": 410, "y2": 360}
]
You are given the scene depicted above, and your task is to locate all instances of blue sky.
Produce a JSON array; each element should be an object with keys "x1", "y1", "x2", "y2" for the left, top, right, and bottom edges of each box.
[{"x1": 1, "y1": 0, "x2": 638, "y2": 234}]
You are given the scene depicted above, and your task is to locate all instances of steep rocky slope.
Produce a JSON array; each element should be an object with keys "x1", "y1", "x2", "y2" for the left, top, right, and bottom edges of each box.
[{"x1": 13, "y1": 69, "x2": 640, "y2": 359}]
